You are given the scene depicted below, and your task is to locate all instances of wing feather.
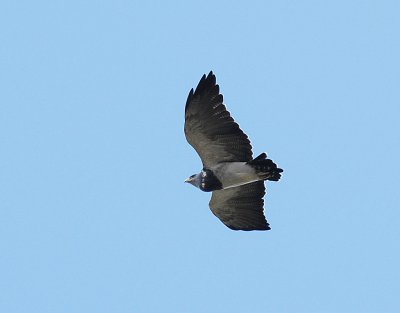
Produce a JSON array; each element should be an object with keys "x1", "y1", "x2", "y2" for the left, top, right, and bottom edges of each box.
[
  {"x1": 184, "y1": 71, "x2": 253, "y2": 168},
  {"x1": 209, "y1": 181, "x2": 270, "y2": 231}
]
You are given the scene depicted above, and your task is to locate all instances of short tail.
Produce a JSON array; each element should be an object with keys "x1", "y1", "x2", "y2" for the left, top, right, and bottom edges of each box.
[{"x1": 247, "y1": 153, "x2": 283, "y2": 182}]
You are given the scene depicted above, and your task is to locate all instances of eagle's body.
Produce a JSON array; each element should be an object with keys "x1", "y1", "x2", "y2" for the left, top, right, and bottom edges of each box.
[
  {"x1": 184, "y1": 71, "x2": 283, "y2": 231},
  {"x1": 193, "y1": 162, "x2": 259, "y2": 192}
]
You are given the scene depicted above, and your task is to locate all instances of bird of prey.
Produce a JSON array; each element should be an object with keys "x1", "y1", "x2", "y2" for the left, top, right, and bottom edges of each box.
[{"x1": 184, "y1": 71, "x2": 283, "y2": 231}]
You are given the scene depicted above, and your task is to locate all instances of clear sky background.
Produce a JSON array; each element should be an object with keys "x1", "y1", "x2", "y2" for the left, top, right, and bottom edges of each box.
[{"x1": 1, "y1": 1, "x2": 399, "y2": 312}]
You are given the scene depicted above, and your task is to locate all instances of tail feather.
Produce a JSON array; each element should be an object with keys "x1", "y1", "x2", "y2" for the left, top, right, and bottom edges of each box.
[{"x1": 247, "y1": 153, "x2": 283, "y2": 182}]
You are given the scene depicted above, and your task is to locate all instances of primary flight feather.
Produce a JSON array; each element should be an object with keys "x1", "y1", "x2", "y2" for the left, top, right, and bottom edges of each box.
[{"x1": 184, "y1": 71, "x2": 283, "y2": 231}]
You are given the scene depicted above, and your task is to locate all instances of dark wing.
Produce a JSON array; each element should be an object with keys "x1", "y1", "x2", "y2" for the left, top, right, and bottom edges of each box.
[
  {"x1": 185, "y1": 71, "x2": 253, "y2": 168},
  {"x1": 209, "y1": 181, "x2": 270, "y2": 231}
]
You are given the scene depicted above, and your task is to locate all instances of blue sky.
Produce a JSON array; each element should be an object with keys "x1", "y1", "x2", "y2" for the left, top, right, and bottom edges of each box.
[{"x1": 1, "y1": 1, "x2": 399, "y2": 312}]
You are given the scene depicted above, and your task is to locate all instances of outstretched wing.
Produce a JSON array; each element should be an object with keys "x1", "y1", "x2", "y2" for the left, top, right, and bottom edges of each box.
[
  {"x1": 184, "y1": 71, "x2": 253, "y2": 168},
  {"x1": 209, "y1": 181, "x2": 270, "y2": 231}
]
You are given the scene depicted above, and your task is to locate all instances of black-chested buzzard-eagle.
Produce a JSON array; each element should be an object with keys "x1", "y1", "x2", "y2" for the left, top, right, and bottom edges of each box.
[{"x1": 184, "y1": 71, "x2": 283, "y2": 231}]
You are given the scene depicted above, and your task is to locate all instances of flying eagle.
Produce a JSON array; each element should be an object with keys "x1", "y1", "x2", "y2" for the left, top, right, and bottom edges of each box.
[{"x1": 184, "y1": 71, "x2": 283, "y2": 231}]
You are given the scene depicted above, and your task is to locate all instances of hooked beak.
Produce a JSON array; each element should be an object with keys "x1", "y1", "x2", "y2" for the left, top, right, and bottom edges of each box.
[{"x1": 184, "y1": 177, "x2": 193, "y2": 183}]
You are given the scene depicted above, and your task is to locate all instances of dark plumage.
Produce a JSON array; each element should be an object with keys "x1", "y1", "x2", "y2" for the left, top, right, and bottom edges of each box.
[
  {"x1": 210, "y1": 182, "x2": 268, "y2": 231},
  {"x1": 184, "y1": 72, "x2": 252, "y2": 167},
  {"x1": 184, "y1": 71, "x2": 283, "y2": 231},
  {"x1": 197, "y1": 169, "x2": 223, "y2": 192}
]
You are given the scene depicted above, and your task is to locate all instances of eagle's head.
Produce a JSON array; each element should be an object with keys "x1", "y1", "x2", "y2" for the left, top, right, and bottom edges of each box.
[{"x1": 184, "y1": 173, "x2": 202, "y2": 189}]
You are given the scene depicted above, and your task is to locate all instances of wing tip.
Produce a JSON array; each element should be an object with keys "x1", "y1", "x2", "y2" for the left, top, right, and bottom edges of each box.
[
  {"x1": 185, "y1": 88, "x2": 194, "y2": 110},
  {"x1": 194, "y1": 71, "x2": 217, "y2": 96},
  {"x1": 185, "y1": 70, "x2": 219, "y2": 111},
  {"x1": 194, "y1": 70, "x2": 217, "y2": 97},
  {"x1": 185, "y1": 71, "x2": 219, "y2": 113}
]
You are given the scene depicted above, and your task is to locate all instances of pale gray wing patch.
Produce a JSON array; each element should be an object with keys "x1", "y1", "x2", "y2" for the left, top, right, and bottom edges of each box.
[
  {"x1": 209, "y1": 181, "x2": 270, "y2": 231},
  {"x1": 184, "y1": 72, "x2": 253, "y2": 168}
]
